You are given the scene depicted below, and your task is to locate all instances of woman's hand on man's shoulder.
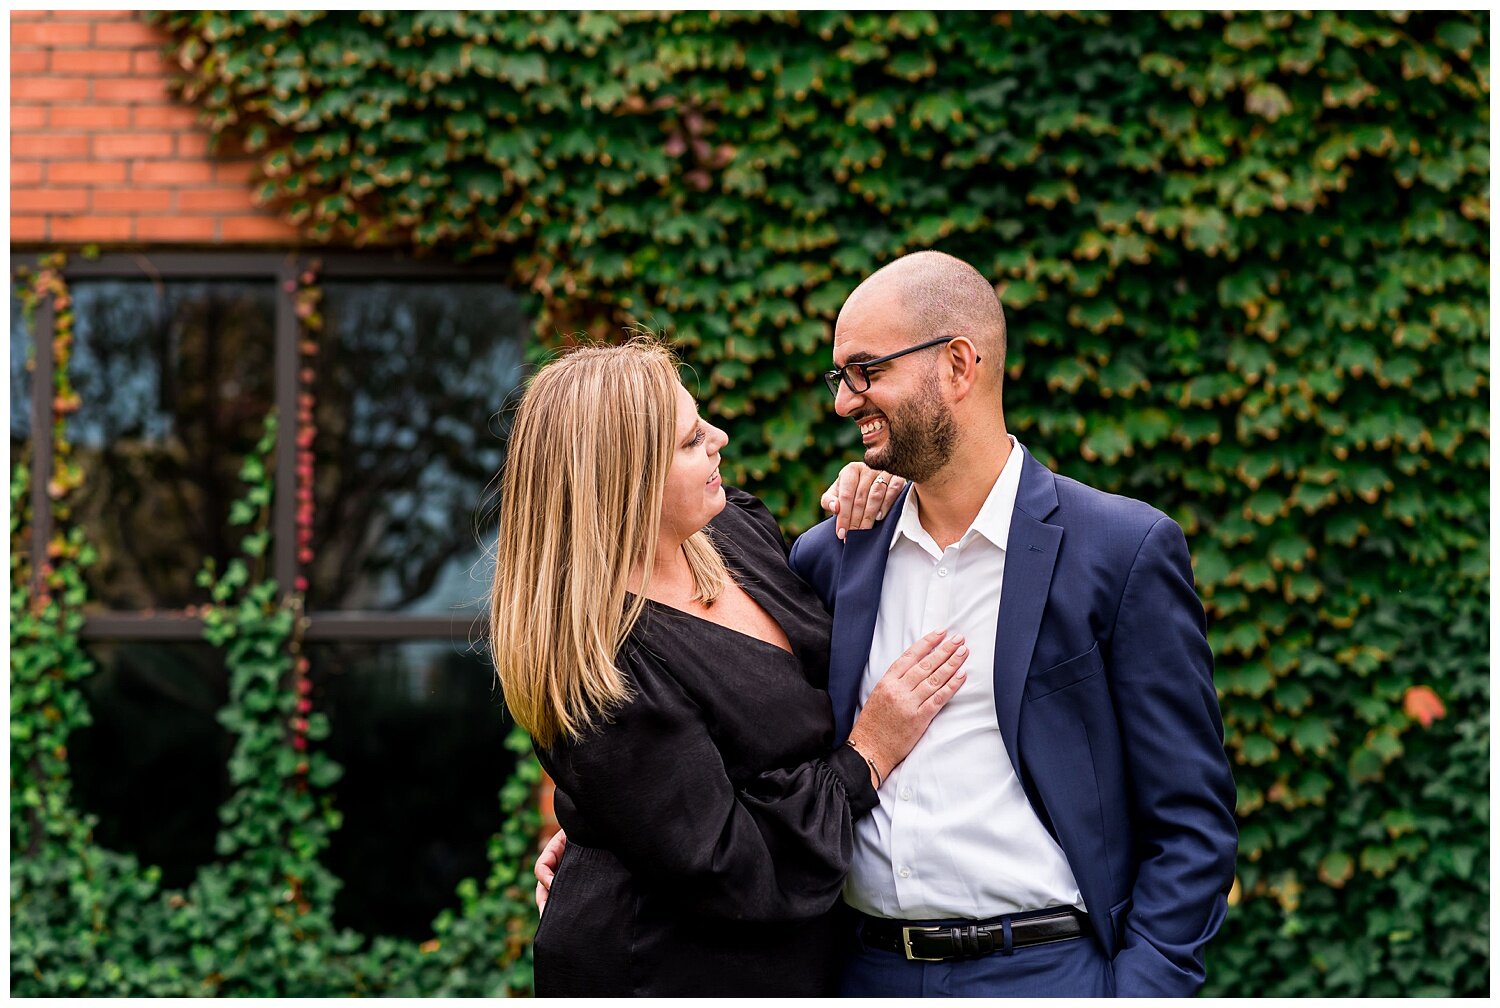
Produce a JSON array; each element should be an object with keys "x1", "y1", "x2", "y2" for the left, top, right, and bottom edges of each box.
[{"x1": 820, "y1": 462, "x2": 905, "y2": 540}]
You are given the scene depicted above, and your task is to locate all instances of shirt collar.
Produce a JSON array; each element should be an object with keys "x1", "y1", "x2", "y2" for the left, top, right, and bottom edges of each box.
[{"x1": 891, "y1": 436, "x2": 1023, "y2": 554}]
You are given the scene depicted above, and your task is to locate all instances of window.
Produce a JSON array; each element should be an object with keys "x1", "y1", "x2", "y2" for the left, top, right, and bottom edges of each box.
[
  {"x1": 307, "y1": 278, "x2": 526, "y2": 614},
  {"x1": 69, "y1": 641, "x2": 231, "y2": 887},
  {"x1": 11, "y1": 291, "x2": 32, "y2": 456},
  {"x1": 67, "y1": 278, "x2": 275, "y2": 609},
  {"x1": 15, "y1": 252, "x2": 528, "y2": 939}
]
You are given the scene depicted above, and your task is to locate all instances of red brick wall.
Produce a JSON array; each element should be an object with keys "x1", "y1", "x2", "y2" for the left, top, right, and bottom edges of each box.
[{"x1": 11, "y1": 10, "x2": 299, "y2": 246}]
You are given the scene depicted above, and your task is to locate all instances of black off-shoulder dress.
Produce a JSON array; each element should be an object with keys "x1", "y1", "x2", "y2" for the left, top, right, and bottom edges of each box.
[{"x1": 532, "y1": 487, "x2": 878, "y2": 996}]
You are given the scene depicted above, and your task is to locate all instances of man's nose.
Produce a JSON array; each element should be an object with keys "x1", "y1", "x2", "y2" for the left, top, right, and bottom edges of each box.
[{"x1": 833, "y1": 380, "x2": 862, "y2": 417}]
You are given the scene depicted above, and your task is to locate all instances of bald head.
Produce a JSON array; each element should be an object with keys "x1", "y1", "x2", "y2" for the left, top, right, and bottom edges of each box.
[{"x1": 842, "y1": 251, "x2": 1007, "y2": 381}]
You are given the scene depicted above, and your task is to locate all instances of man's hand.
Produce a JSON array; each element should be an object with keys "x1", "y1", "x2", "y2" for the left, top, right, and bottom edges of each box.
[
  {"x1": 820, "y1": 462, "x2": 906, "y2": 540},
  {"x1": 534, "y1": 828, "x2": 568, "y2": 915}
]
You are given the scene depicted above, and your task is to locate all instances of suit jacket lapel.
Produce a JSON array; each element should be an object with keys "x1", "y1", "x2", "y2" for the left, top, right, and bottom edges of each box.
[
  {"x1": 992, "y1": 449, "x2": 1062, "y2": 780},
  {"x1": 828, "y1": 485, "x2": 907, "y2": 742}
]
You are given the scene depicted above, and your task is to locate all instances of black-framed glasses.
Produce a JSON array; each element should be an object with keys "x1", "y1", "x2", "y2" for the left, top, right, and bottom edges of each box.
[{"x1": 822, "y1": 336, "x2": 979, "y2": 397}]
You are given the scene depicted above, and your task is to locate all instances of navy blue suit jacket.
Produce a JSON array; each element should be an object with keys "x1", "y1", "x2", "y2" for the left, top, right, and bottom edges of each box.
[{"x1": 788, "y1": 446, "x2": 1238, "y2": 996}]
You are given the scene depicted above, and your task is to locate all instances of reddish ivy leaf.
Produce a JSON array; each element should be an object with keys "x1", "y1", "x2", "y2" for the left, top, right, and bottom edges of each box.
[{"x1": 1402, "y1": 685, "x2": 1447, "y2": 728}]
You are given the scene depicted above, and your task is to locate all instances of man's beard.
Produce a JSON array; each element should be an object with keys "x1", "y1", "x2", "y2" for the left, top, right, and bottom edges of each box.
[{"x1": 863, "y1": 374, "x2": 957, "y2": 484}]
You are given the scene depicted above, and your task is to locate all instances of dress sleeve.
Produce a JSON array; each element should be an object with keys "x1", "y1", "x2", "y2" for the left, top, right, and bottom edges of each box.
[
  {"x1": 544, "y1": 650, "x2": 878, "y2": 923},
  {"x1": 718, "y1": 485, "x2": 790, "y2": 559}
]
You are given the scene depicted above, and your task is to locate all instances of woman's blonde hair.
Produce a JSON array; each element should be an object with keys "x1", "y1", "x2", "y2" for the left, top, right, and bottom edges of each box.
[{"x1": 490, "y1": 337, "x2": 728, "y2": 748}]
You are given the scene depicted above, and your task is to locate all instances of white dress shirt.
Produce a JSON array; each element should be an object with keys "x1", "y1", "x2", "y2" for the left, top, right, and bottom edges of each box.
[{"x1": 846, "y1": 437, "x2": 1084, "y2": 920}]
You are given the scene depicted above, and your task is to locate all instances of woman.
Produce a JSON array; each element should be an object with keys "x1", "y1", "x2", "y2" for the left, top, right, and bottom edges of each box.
[{"x1": 490, "y1": 339, "x2": 967, "y2": 996}]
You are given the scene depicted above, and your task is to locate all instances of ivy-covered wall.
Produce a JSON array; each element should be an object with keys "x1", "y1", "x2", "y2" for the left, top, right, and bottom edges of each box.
[{"x1": 13, "y1": 11, "x2": 1488, "y2": 996}]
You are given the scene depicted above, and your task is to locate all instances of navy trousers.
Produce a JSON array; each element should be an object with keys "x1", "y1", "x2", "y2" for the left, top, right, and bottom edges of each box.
[{"x1": 839, "y1": 921, "x2": 1115, "y2": 998}]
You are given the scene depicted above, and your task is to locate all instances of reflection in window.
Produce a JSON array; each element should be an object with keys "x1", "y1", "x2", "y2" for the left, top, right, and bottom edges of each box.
[
  {"x1": 307, "y1": 281, "x2": 527, "y2": 614},
  {"x1": 65, "y1": 280, "x2": 275, "y2": 610},
  {"x1": 308, "y1": 639, "x2": 514, "y2": 939},
  {"x1": 11, "y1": 292, "x2": 32, "y2": 454},
  {"x1": 69, "y1": 642, "x2": 232, "y2": 887}
]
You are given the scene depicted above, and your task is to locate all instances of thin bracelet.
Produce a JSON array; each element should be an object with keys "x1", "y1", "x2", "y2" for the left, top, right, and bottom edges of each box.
[{"x1": 845, "y1": 740, "x2": 884, "y2": 788}]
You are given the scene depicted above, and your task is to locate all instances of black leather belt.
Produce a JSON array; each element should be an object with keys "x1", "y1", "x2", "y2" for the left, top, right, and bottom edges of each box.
[{"x1": 858, "y1": 907, "x2": 1088, "y2": 962}]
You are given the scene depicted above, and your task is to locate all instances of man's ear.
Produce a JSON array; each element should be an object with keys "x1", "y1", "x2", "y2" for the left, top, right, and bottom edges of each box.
[{"x1": 946, "y1": 336, "x2": 983, "y2": 400}]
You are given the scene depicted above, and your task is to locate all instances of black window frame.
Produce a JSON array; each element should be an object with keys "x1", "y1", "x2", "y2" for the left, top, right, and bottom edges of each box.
[{"x1": 15, "y1": 249, "x2": 518, "y2": 642}]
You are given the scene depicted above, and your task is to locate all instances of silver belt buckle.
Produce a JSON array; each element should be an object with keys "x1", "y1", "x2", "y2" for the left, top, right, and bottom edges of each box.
[{"x1": 901, "y1": 925, "x2": 947, "y2": 962}]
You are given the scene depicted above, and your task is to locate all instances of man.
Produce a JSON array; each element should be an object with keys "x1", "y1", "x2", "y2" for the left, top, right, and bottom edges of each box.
[{"x1": 789, "y1": 250, "x2": 1237, "y2": 996}]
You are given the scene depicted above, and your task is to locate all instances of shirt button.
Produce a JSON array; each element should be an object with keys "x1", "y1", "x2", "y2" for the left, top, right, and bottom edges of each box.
[
  {"x1": 937, "y1": 567, "x2": 949, "y2": 577},
  {"x1": 899, "y1": 867, "x2": 912, "y2": 879},
  {"x1": 900, "y1": 787, "x2": 912, "y2": 801}
]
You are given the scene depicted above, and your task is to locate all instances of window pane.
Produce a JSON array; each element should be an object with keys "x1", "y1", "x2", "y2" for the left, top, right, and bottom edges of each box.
[
  {"x1": 69, "y1": 642, "x2": 232, "y2": 888},
  {"x1": 69, "y1": 637, "x2": 515, "y2": 938},
  {"x1": 308, "y1": 639, "x2": 514, "y2": 939},
  {"x1": 307, "y1": 281, "x2": 526, "y2": 614},
  {"x1": 11, "y1": 291, "x2": 32, "y2": 453},
  {"x1": 65, "y1": 280, "x2": 276, "y2": 610}
]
